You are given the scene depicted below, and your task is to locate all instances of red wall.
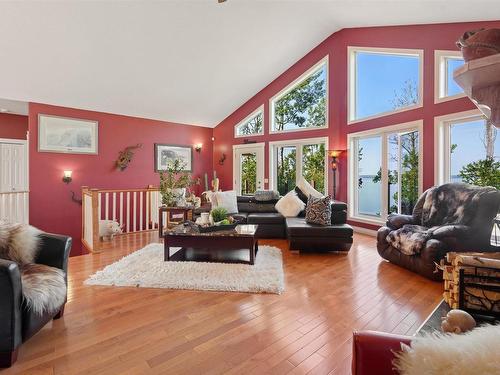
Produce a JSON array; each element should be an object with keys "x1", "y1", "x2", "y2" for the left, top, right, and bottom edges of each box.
[
  {"x1": 213, "y1": 20, "x2": 500, "y2": 231},
  {"x1": 29, "y1": 103, "x2": 213, "y2": 255},
  {"x1": 0, "y1": 113, "x2": 28, "y2": 139}
]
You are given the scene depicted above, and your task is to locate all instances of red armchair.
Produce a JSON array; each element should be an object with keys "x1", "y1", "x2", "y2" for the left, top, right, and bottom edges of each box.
[{"x1": 352, "y1": 331, "x2": 412, "y2": 375}]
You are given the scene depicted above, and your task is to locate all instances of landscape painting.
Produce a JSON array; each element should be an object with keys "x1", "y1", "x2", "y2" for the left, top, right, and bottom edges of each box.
[
  {"x1": 38, "y1": 114, "x2": 98, "y2": 154},
  {"x1": 155, "y1": 144, "x2": 192, "y2": 172}
]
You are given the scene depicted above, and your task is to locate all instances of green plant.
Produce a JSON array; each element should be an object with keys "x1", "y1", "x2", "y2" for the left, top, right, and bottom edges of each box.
[
  {"x1": 211, "y1": 207, "x2": 228, "y2": 223},
  {"x1": 458, "y1": 158, "x2": 500, "y2": 189},
  {"x1": 159, "y1": 159, "x2": 194, "y2": 206}
]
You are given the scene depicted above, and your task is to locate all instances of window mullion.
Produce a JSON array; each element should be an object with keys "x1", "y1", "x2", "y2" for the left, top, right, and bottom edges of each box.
[
  {"x1": 296, "y1": 143, "x2": 303, "y2": 186},
  {"x1": 381, "y1": 133, "x2": 389, "y2": 220}
]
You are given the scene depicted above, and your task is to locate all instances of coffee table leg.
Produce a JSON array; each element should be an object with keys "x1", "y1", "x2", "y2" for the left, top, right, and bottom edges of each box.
[
  {"x1": 165, "y1": 245, "x2": 170, "y2": 261},
  {"x1": 250, "y1": 241, "x2": 255, "y2": 265},
  {"x1": 255, "y1": 240, "x2": 259, "y2": 254}
]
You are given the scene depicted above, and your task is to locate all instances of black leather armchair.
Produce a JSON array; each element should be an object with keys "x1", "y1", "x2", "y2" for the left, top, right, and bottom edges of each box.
[
  {"x1": 0, "y1": 233, "x2": 72, "y2": 367},
  {"x1": 377, "y1": 183, "x2": 500, "y2": 281}
]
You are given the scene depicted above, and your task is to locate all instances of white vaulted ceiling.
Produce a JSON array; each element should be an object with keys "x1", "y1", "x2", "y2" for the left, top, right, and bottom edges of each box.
[{"x1": 0, "y1": 1, "x2": 498, "y2": 127}]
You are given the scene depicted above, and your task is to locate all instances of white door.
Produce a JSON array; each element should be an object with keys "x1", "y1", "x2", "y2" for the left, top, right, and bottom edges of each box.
[
  {"x1": 0, "y1": 139, "x2": 29, "y2": 223},
  {"x1": 233, "y1": 143, "x2": 265, "y2": 196}
]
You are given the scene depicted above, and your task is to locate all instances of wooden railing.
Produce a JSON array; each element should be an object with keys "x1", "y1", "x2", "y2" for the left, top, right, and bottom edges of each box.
[
  {"x1": 81, "y1": 186, "x2": 161, "y2": 253},
  {"x1": 0, "y1": 191, "x2": 29, "y2": 224}
]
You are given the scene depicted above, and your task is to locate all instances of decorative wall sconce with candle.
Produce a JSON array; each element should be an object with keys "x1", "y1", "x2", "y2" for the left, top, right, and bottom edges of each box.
[
  {"x1": 62, "y1": 170, "x2": 73, "y2": 184},
  {"x1": 328, "y1": 150, "x2": 343, "y2": 200},
  {"x1": 194, "y1": 143, "x2": 202, "y2": 153}
]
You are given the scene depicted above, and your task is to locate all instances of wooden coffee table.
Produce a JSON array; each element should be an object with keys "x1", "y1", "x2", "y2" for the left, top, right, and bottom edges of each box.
[{"x1": 164, "y1": 224, "x2": 259, "y2": 265}]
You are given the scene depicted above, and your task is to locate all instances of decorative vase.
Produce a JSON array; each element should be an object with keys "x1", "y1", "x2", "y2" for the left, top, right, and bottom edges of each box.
[
  {"x1": 163, "y1": 187, "x2": 186, "y2": 207},
  {"x1": 457, "y1": 28, "x2": 500, "y2": 62}
]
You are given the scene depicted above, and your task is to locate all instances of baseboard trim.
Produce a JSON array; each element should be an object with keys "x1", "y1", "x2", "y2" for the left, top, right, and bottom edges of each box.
[{"x1": 352, "y1": 225, "x2": 378, "y2": 237}]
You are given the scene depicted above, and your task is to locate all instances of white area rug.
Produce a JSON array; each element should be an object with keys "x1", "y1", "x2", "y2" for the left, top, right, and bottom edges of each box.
[{"x1": 85, "y1": 244, "x2": 285, "y2": 294}]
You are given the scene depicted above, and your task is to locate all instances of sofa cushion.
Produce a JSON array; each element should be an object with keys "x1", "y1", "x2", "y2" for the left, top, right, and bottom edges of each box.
[
  {"x1": 330, "y1": 201, "x2": 347, "y2": 211},
  {"x1": 331, "y1": 209, "x2": 347, "y2": 225},
  {"x1": 286, "y1": 218, "x2": 353, "y2": 238},
  {"x1": 248, "y1": 213, "x2": 285, "y2": 225}
]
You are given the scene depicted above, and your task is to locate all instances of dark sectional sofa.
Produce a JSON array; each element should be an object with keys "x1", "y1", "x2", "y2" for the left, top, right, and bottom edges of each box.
[{"x1": 196, "y1": 195, "x2": 353, "y2": 252}]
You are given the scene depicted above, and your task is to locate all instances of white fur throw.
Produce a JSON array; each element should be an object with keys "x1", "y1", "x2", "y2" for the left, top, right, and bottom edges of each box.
[
  {"x1": 275, "y1": 191, "x2": 306, "y2": 217},
  {"x1": 394, "y1": 324, "x2": 500, "y2": 375},
  {"x1": 20, "y1": 264, "x2": 66, "y2": 315},
  {"x1": 0, "y1": 222, "x2": 41, "y2": 264}
]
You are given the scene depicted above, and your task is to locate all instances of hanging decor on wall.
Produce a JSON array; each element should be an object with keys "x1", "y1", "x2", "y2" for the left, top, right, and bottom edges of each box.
[
  {"x1": 115, "y1": 143, "x2": 142, "y2": 171},
  {"x1": 218, "y1": 153, "x2": 226, "y2": 165},
  {"x1": 38, "y1": 114, "x2": 98, "y2": 154},
  {"x1": 155, "y1": 144, "x2": 192, "y2": 172}
]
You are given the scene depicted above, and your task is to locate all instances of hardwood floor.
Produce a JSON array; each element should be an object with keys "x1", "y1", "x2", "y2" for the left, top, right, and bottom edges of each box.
[{"x1": 3, "y1": 232, "x2": 442, "y2": 375}]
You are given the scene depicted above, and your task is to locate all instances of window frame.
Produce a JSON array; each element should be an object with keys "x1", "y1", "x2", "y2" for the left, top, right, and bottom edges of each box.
[
  {"x1": 269, "y1": 56, "x2": 329, "y2": 134},
  {"x1": 234, "y1": 105, "x2": 264, "y2": 138},
  {"x1": 347, "y1": 120, "x2": 424, "y2": 225},
  {"x1": 269, "y1": 136, "x2": 329, "y2": 194},
  {"x1": 347, "y1": 46, "x2": 424, "y2": 125},
  {"x1": 434, "y1": 50, "x2": 466, "y2": 104},
  {"x1": 434, "y1": 109, "x2": 484, "y2": 185}
]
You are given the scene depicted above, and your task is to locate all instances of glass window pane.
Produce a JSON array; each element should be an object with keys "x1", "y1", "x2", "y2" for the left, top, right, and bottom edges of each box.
[
  {"x1": 356, "y1": 136, "x2": 382, "y2": 217},
  {"x1": 302, "y1": 143, "x2": 325, "y2": 194},
  {"x1": 387, "y1": 134, "x2": 399, "y2": 215},
  {"x1": 446, "y1": 58, "x2": 464, "y2": 97},
  {"x1": 240, "y1": 153, "x2": 257, "y2": 195},
  {"x1": 277, "y1": 146, "x2": 296, "y2": 195},
  {"x1": 273, "y1": 63, "x2": 327, "y2": 131},
  {"x1": 387, "y1": 131, "x2": 419, "y2": 215},
  {"x1": 236, "y1": 111, "x2": 263, "y2": 136},
  {"x1": 450, "y1": 119, "x2": 499, "y2": 183},
  {"x1": 400, "y1": 131, "x2": 419, "y2": 214},
  {"x1": 354, "y1": 51, "x2": 420, "y2": 120}
]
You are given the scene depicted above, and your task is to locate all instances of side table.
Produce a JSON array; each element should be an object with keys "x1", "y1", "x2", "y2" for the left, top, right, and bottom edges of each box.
[{"x1": 158, "y1": 206, "x2": 193, "y2": 237}]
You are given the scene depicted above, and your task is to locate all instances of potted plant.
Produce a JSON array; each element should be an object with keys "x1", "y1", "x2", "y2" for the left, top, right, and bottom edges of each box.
[{"x1": 159, "y1": 159, "x2": 195, "y2": 207}]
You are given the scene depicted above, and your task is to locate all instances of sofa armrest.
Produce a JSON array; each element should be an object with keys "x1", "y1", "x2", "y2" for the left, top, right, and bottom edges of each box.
[
  {"x1": 352, "y1": 330, "x2": 412, "y2": 375},
  {"x1": 386, "y1": 214, "x2": 417, "y2": 230},
  {"x1": 432, "y1": 224, "x2": 471, "y2": 240},
  {"x1": 0, "y1": 259, "x2": 23, "y2": 353},
  {"x1": 35, "y1": 233, "x2": 72, "y2": 274}
]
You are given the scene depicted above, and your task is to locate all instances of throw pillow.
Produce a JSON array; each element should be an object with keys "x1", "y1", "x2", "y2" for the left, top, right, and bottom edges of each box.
[
  {"x1": 294, "y1": 186, "x2": 309, "y2": 204},
  {"x1": 305, "y1": 195, "x2": 332, "y2": 226},
  {"x1": 254, "y1": 190, "x2": 280, "y2": 202},
  {"x1": 275, "y1": 191, "x2": 306, "y2": 217},
  {"x1": 297, "y1": 176, "x2": 323, "y2": 199},
  {"x1": 215, "y1": 190, "x2": 239, "y2": 213}
]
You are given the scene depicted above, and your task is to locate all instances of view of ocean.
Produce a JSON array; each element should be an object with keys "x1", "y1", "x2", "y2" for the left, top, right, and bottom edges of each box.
[{"x1": 358, "y1": 175, "x2": 464, "y2": 215}]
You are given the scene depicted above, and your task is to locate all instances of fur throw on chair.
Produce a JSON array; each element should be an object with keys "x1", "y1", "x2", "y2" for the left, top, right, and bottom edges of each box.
[
  {"x1": 20, "y1": 264, "x2": 66, "y2": 315},
  {"x1": 0, "y1": 222, "x2": 66, "y2": 315},
  {"x1": 394, "y1": 324, "x2": 500, "y2": 375},
  {"x1": 0, "y1": 222, "x2": 41, "y2": 264}
]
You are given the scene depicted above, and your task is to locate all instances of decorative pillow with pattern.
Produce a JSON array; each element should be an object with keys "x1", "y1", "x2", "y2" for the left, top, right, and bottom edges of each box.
[{"x1": 305, "y1": 195, "x2": 332, "y2": 226}]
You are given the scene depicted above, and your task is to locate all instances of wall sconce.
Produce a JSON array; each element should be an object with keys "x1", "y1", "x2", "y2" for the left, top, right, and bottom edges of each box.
[
  {"x1": 328, "y1": 150, "x2": 343, "y2": 200},
  {"x1": 194, "y1": 143, "x2": 203, "y2": 153},
  {"x1": 62, "y1": 170, "x2": 73, "y2": 184}
]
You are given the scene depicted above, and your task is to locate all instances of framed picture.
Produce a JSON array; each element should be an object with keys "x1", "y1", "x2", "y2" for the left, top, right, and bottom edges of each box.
[
  {"x1": 155, "y1": 144, "x2": 192, "y2": 172},
  {"x1": 38, "y1": 114, "x2": 98, "y2": 154}
]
